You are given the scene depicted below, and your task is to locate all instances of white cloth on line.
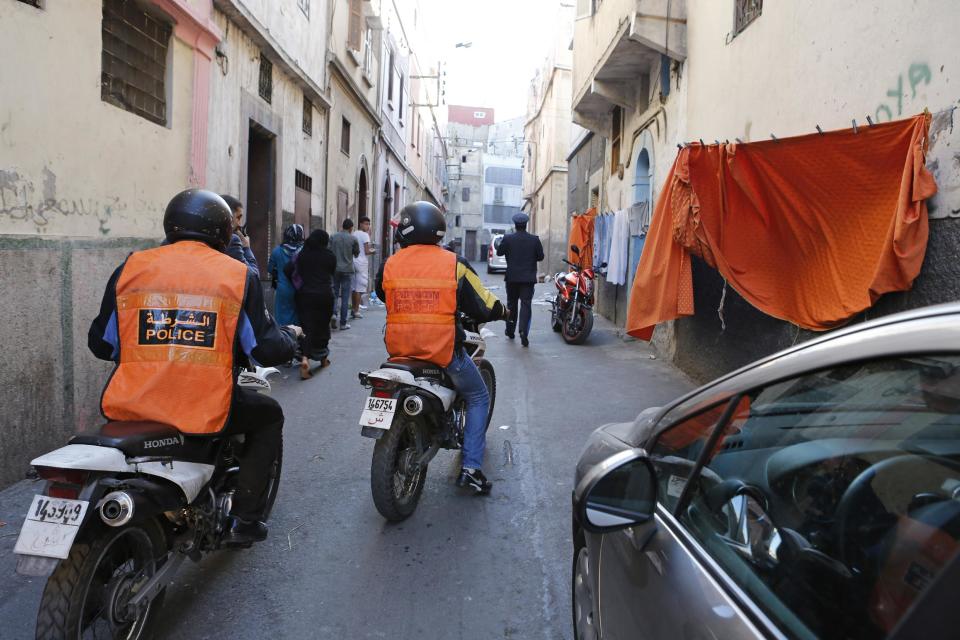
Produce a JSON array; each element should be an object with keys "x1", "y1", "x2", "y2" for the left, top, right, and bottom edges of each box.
[{"x1": 606, "y1": 209, "x2": 631, "y2": 286}]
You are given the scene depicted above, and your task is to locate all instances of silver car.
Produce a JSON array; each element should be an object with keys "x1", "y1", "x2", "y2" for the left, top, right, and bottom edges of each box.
[
  {"x1": 487, "y1": 234, "x2": 507, "y2": 274},
  {"x1": 572, "y1": 302, "x2": 960, "y2": 640}
]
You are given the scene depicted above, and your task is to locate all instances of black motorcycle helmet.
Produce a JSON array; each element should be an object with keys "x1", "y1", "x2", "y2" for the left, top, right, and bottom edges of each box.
[
  {"x1": 396, "y1": 201, "x2": 446, "y2": 246},
  {"x1": 163, "y1": 189, "x2": 233, "y2": 250}
]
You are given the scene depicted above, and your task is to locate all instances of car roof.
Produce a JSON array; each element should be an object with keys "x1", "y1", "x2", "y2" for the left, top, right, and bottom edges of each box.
[{"x1": 641, "y1": 302, "x2": 960, "y2": 440}]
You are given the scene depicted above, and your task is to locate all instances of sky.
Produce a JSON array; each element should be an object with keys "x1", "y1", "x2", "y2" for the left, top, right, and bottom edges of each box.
[{"x1": 414, "y1": 0, "x2": 563, "y2": 122}]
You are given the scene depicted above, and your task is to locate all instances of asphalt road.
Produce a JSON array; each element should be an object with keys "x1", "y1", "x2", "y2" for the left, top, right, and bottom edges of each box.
[{"x1": 0, "y1": 269, "x2": 694, "y2": 639}]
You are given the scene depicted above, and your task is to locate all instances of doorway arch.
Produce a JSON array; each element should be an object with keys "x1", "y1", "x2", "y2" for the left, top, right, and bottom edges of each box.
[{"x1": 358, "y1": 167, "x2": 368, "y2": 220}]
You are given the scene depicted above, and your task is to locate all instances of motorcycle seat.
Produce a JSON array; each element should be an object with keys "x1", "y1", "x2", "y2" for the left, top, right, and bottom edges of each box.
[
  {"x1": 70, "y1": 421, "x2": 216, "y2": 462},
  {"x1": 382, "y1": 358, "x2": 451, "y2": 383}
]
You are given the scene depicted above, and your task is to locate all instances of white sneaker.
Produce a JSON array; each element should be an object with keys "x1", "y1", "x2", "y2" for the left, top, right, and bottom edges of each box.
[
  {"x1": 340, "y1": 323, "x2": 352, "y2": 330},
  {"x1": 351, "y1": 312, "x2": 364, "y2": 319},
  {"x1": 359, "y1": 305, "x2": 368, "y2": 310}
]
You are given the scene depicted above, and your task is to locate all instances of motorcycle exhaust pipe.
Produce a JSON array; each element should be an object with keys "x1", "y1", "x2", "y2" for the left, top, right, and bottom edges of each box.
[
  {"x1": 99, "y1": 491, "x2": 135, "y2": 527},
  {"x1": 403, "y1": 395, "x2": 424, "y2": 416}
]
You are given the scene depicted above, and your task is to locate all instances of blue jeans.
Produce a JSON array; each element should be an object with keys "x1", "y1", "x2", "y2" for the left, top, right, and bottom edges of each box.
[
  {"x1": 444, "y1": 348, "x2": 489, "y2": 470},
  {"x1": 332, "y1": 272, "x2": 353, "y2": 325}
]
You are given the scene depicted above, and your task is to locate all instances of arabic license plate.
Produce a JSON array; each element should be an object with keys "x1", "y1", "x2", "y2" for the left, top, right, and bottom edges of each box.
[
  {"x1": 359, "y1": 396, "x2": 397, "y2": 429},
  {"x1": 14, "y1": 495, "x2": 89, "y2": 560}
]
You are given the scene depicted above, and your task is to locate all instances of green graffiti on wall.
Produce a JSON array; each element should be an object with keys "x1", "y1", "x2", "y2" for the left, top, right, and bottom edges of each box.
[{"x1": 875, "y1": 63, "x2": 932, "y2": 122}]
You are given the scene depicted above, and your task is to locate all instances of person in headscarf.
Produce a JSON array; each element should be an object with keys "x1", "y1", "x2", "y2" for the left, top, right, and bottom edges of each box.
[
  {"x1": 284, "y1": 229, "x2": 336, "y2": 379},
  {"x1": 268, "y1": 224, "x2": 305, "y2": 326}
]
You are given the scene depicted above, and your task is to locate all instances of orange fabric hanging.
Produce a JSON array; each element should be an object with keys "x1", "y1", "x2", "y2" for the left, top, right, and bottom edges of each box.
[
  {"x1": 626, "y1": 114, "x2": 936, "y2": 340},
  {"x1": 568, "y1": 208, "x2": 597, "y2": 269}
]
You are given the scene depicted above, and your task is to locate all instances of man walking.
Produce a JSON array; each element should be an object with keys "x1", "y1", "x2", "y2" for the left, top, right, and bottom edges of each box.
[
  {"x1": 496, "y1": 212, "x2": 543, "y2": 347},
  {"x1": 351, "y1": 216, "x2": 376, "y2": 319},
  {"x1": 330, "y1": 218, "x2": 360, "y2": 330}
]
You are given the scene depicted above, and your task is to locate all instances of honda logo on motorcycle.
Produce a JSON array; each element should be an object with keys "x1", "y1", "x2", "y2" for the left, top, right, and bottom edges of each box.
[{"x1": 143, "y1": 436, "x2": 183, "y2": 449}]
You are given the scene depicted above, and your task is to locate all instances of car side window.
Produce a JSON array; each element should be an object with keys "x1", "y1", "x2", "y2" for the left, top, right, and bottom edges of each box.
[
  {"x1": 673, "y1": 355, "x2": 960, "y2": 640},
  {"x1": 649, "y1": 397, "x2": 751, "y2": 512}
]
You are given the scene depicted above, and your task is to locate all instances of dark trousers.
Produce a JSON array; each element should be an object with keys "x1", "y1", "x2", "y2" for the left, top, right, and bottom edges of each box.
[
  {"x1": 295, "y1": 291, "x2": 333, "y2": 359},
  {"x1": 332, "y1": 272, "x2": 353, "y2": 325},
  {"x1": 505, "y1": 282, "x2": 535, "y2": 338},
  {"x1": 222, "y1": 388, "x2": 284, "y2": 520}
]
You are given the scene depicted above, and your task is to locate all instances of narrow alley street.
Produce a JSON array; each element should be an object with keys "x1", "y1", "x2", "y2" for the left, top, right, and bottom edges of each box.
[{"x1": 0, "y1": 270, "x2": 693, "y2": 640}]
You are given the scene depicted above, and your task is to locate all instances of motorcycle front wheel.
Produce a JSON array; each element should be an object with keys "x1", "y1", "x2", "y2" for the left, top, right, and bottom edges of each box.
[
  {"x1": 36, "y1": 520, "x2": 166, "y2": 640},
  {"x1": 562, "y1": 306, "x2": 594, "y2": 345},
  {"x1": 370, "y1": 417, "x2": 428, "y2": 521},
  {"x1": 550, "y1": 299, "x2": 563, "y2": 332}
]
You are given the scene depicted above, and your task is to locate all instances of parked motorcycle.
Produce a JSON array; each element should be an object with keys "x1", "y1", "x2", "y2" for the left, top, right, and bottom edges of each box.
[
  {"x1": 551, "y1": 245, "x2": 605, "y2": 345},
  {"x1": 357, "y1": 316, "x2": 496, "y2": 521},
  {"x1": 14, "y1": 367, "x2": 281, "y2": 640}
]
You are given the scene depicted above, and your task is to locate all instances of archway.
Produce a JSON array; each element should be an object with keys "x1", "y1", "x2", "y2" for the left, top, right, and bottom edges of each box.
[
  {"x1": 628, "y1": 142, "x2": 654, "y2": 288},
  {"x1": 358, "y1": 167, "x2": 368, "y2": 220}
]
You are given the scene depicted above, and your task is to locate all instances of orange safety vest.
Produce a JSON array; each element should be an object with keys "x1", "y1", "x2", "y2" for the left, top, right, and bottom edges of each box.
[
  {"x1": 101, "y1": 241, "x2": 248, "y2": 435},
  {"x1": 382, "y1": 245, "x2": 458, "y2": 367}
]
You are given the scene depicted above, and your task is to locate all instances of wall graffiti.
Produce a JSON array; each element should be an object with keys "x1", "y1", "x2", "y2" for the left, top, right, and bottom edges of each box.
[
  {"x1": 875, "y1": 63, "x2": 932, "y2": 122},
  {"x1": 0, "y1": 170, "x2": 121, "y2": 235}
]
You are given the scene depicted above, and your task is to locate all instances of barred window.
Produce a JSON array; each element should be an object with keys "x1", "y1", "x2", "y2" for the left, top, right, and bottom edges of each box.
[
  {"x1": 259, "y1": 52, "x2": 272, "y2": 103},
  {"x1": 17, "y1": 0, "x2": 42, "y2": 7},
  {"x1": 302, "y1": 95, "x2": 313, "y2": 136},
  {"x1": 295, "y1": 170, "x2": 313, "y2": 192},
  {"x1": 341, "y1": 117, "x2": 351, "y2": 155},
  {"x1": 101, "y1": 0, "x2": 172, "y2": 126},
  {"x1": 734, "y1": 0, "x2": 762, "y2": 35}
]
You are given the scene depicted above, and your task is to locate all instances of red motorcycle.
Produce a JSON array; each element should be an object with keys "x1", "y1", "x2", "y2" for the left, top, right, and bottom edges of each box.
[{"x1": 551, "y1": 245, "x2": 605, "y2": 344}]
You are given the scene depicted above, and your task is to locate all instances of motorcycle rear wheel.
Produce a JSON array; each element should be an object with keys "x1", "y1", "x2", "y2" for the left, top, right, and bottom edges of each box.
[
  {"x1": 370, "y1": 417, "x2": 427, "y2": 522},
  {"x1": 562, "y1": 307, "x2": 594, "y2": 345},
  {"x1": 36, "y1": 520, "x2": 166, "y2": 640}
]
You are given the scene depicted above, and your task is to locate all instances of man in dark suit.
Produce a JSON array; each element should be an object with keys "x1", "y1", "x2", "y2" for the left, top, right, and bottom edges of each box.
[{"x1": 496, "y1": 213, "x2": 544, "y2": 347}]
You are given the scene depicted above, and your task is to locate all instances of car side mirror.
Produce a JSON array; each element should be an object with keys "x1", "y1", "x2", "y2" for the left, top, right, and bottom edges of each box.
[
  {"x1": 574, "y1": 449, "x2": 657, "y2": 534},
  {"x1": 570, "y1": 244, "x2": 580, "y2": 255}
]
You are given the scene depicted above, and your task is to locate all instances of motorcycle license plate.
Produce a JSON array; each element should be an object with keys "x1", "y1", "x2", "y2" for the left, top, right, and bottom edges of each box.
[
  {"x1": 14, "y1": 495, "x2": 89, "y2": 559},
  {"x1": 359, "y1": 396, "x2": 397, "y2": 429}
]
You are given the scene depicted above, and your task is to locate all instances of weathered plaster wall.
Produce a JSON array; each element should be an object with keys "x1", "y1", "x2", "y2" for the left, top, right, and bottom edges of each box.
[
  {"x1": 579, "y1": 1, "x2": 960, "y2": 380},
  {"x1": 0, "y1": 237, "x2": 157, "y2": 487},
  {"x1": 326, "y1": 73, "x2": 377, "y2": 228},
  {"x1": 0, "y1": 1, "x2": 194, "y2": 239},
  {"x1": 206, "y1": 10, "x2": 326, "y2": 228}
]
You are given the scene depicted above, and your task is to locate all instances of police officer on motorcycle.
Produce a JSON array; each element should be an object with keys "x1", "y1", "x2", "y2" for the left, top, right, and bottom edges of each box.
[
  {"x1": 375, "y1": 202, "x2": 508, "y2": 493},
  {"x1": 88, "y1": 189, "x2": 300, "y2": 544}
]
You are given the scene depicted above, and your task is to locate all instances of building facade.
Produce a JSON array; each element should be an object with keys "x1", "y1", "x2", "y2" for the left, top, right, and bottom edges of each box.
[
  {"x1": 446, "y1": 105, "x2": 493, "y2": 259},
  {"x1": 208, "y1": 0, "x2": 331, "y2": 274},
  {"x1": 481, "y1": 154, "x2": 523, "y2": 256},
  {"x1": 570, "y1": 0, "x2": 960, "y2": 380},
  {"x1": 523, "y1": 3, "x2": 575, "y2": 274},
  {"x1": 0, "y1": 1, "x2": 208, "y2": 485},
  {"x1": 325, "y1": 0, "x2": 381, "y2": 234}
]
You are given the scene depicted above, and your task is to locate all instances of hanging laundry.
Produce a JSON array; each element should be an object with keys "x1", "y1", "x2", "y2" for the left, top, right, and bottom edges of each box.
[
  {"x1": 626, "y1": 113, "x2": 936, "y2": 340},
  {"x1": 628, "y1": 201, "x2": 650, "y2": 237},
  {"x1": 568, "y1": 208, "x2": 597, "y2": 269},
  {"x1": 606, "y1": 209, "x2": 631, "y2": 285}
]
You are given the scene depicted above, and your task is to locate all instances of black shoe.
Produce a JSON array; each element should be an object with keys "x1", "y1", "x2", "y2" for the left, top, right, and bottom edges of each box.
[
  {"x1": 222, "y1": 516, "x2": 268, "y2": 545},
  {"x1": 521, "y1": 335, "x2": 529, "y2": 347},
  {"x1": 457, "y1": 467, "x2": 492, "y2": 495},
  {"x1": 505, "y1": 331, "x2": 515, "y2": 339}
]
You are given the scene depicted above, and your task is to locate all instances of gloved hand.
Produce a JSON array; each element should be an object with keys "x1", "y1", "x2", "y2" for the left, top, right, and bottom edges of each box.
[{"x1": 493, "y1": 301, "x2": 509, "y2": 322}]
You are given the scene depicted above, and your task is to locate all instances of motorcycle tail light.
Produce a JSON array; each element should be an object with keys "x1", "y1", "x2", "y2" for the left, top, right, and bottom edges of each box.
[
  {"x1": 372, "y1": 389, "x2": 394, "y2": 399},
  {"x1": 35, "y1": 467, "x2": 88, "y2": 499}
]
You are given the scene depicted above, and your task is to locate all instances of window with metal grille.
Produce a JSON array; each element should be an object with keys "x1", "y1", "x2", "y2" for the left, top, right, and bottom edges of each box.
[
  {"x1": 341, "y1": 117, "x2": 351, "y2": 155},
  {"x1": 734, "y1": 0, "x2": 762, "y2": 35},
  {"x1": 16, "y1": 0, "x2": 42, "y2": 7},
  {"x1": 302, "y1": 95, "x2": 313, "y2": 136},
  {"x1": 295, "y1": 170, "x2": 313, "y2": 192},
  {"x1": 363, "y1": 27, "x2": 373, "y2": 76},
  {"x1": 494, "y1": 187, "x2": 504, "y2": 203},
  {"x1": 259, "y1": 52, "x2": 272, "y2": 103},
  {"x1": 297, "y1": 0, "x2": 310, "y2": 18},
  {"x1": 462, "y1": 187, "x2": 471, "y2": 202},
  {"x1": 101, "y1": 0, "x2": 172, "y2": 126}
]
